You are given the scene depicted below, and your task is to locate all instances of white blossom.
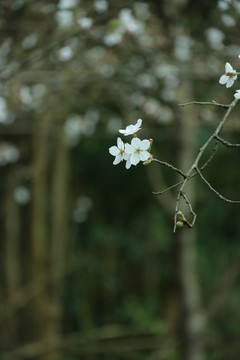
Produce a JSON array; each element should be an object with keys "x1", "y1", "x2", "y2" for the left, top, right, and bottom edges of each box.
[
  {"x1": 109, "y1": 137, "x2": 129, "y2": 167},
  {"x1": 125, "y1": 137, "x2": 150, "y2": 166},
  {"x1": 59, "y1": 46, "x2": 73, "y2": 61},
  {"x1": 14, "y1": 186, "x2": 30, "y2": 205},
  {"x1": 219, "y1": 62, "x2": 237, "y2": 88},
  {"x1": 119, "y1": 118, "x2": 142, "y2": 136},
  {"x1": 234, "y1": 89, "x2": 240, "y2": 99}
]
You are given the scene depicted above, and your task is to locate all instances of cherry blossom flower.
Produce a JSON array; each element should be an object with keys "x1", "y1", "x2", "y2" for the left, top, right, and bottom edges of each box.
[
  {"x1": 125, "y1": 137, "x2": 151, "y2": 165},
  {"x1": 109, "y1": 137, "x2": 128, "y2": 165},
  {"x1": 125, "y1": 153, "x2": 132, "y2": 169},
  {"x1": 119, "y1": 118, "x2": 142, "y2": 136},
  {"x1": 234, "y1": 89, "x2": 240, "y2": 99},
  {"x1": 219, "y1": 62, "x2": 237, "y2": 88}
]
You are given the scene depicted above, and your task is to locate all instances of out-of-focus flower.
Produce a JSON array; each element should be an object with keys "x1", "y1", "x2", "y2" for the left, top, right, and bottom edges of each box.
[
  {"x1": 77, "y1": 17, "x2": 93, "y2": 29},
  {"x1": 58, "y1": 0, "x2": 78, "y2": 9},
  {"x1": 218, "y1": 0, "x2": 231, "y2": 11},
  {"x1": 221, "y1": 14, "x2": 236, "y2": 27},
  {"x1": 206, "y1": 27, "x2": 225, "y2": 50},
  {"x1": 14, "y1": 186, "x2": 31, "y2": 205},
  {"x1": 59, "y1": 46, "x2": 73, "y2": 61},
  {"x1": 125, "y1": 138, "x2": 150, "y2": 166},
  {"x1": 0, "y1": 97, "x2": 9, "y2": 123},
  {"x1": 219, "y1": 62, "x2": 237, "y2": 88},
  {"x1": 56, "y1": 10, "x2": 73, "y2": 28},
  {"x1": 174, "y1": 35, "x2": 193, "y2": 61},
  {"x1": 72, "y1": 196, "x2": 92, "y2": 223},
  {"x1": 94, "y1": 0, "x2": 108, "y2": 12},
  {"x1": 119, "y1": 8, "x2": 143, "y2": 34},
  {"x1": 0, "y1": 142, "x2": 19, "y2": 165},
  {"x1": 22, "y1": 34, "x2": 38, "y2": 49},
  {"x1": 119, "y1": 119, "x2": 142, "y2": 136}
]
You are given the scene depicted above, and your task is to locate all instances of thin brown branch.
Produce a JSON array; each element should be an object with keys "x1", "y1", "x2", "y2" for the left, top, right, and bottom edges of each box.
[
  {"x1": 214, "y1": 134, "x2": 240, "y2": 148},
  {"x1": 152, "y1": 158, "x2": 186, "y2": 178},
  {"x1": 200, "y1": 141, "x2": 218, "y2": 170},
  {"x1": 180, "y1": 191, "x2": 197, "y2": 227},
  {"x1": 195, "y1": 167, "x2": 240, "y2": 204},
  {"x1": 178, "y1": 101, "x2": 229, "y2": 109},
  {"x1": 152, "y1": 142, "x2": 218, "y2": 196},
  {"x1": 173, "y1": 98, "x2": 239, "y2": 231}
]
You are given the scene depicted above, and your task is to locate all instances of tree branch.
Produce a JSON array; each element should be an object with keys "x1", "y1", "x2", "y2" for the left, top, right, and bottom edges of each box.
[
  {"x1": 173, "y1": 98, "x2": 239, "y2": 231},
  {"x1": 195, "y1": 167, "x2": 240, "y2": 204},
  {"x1": 214, "y1": 134, "x2": 240, "y2": 148},
  {"x1": 151, "y1": 158, "x2": 186, "y2": 178},
  {"x1": 178, "y1": 101, "x2": 229, "y2": 109}
]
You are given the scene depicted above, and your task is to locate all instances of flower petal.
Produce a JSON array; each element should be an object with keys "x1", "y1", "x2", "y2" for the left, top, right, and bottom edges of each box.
[
  {"x1": 125, "y1": 143, "x2": 134, "y2": 154},
  {"x1": 117, "y1": 137, "x2": 124, "y2": 149},
  {"x1": 136, "y1": 118, "x2": 142, "y2": 128},
  {"x1": 130, "y1": 153, "x2": 140, "y2": 165},
  {"x1": 131, "y1": 137, "x2": 141, "y2": 148},
  {"x1": 234, "y1": 90, "x2": 240, "y2": 99},
  {"x1": 109, "y1": 146, "x2": 119, "y2": 156},
  {"x1": 125, "y1": 158, "x2": 131, "y2": 169},
  {"x1": 219, "y1": 75, "x2": 228, "y2": 84},
  {"x1": 119, "y1": 129, "x2": 127, "y2": 134},
  {"x1": 123, "y1": 152, "x2": 130, "y2": 160},
  {"x1": 113, "y1": 155, "x2": 122, "y2": 165},
  {"x1": 139, "y1": 150, "x2": 150, "y2": 161},
  {"x1": 226, "y1": 77, "x2": 234, "y2": 88},
  {"x1": 140, "y1": 139, "x2": 150, "y2": 150},
  {"x1": 225, "y1": 62, "x2": 233, "y2": 72}
]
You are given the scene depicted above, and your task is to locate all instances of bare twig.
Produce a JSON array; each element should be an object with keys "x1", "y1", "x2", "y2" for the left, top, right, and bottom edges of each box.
[
  {"x1": 214, "y1": 134, "x2": 240, "y2": 148},
  {"x1": 151, "y1": 158, "x2": 186, "y2": 178},
  {"x1": 152, "y1": 142, "x2": 218, "y2": 196},
  {"x1": 153, "y1": 95, "x2": 240, "y2": 231},
  {"x1": 195, "y1": 167, "x2": 240, "y2": 204},
  {"x1": 152, "y1": 180, "x2": 184, "y2": 195},
  {"x1": 181, "y1": 191, "x2": 197, "y2": 227},
  {"x1": 178, "y1": 101, "x2": 229, "y2": 109},
  {"x1": 173, "y1": 98, "x2": 239, "y2": 232}
]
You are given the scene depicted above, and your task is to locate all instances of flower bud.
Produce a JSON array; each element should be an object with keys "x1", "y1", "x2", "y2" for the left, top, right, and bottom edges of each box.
[
  {"x1": 177, "y1": 211, "x2": 185, "y2": 221},
  {"x1": 143, "y1": 158, "x2": 153, "y2": 165},
  {"x1": 176, "y1": 221, "x2": 184, "y2": 228}
]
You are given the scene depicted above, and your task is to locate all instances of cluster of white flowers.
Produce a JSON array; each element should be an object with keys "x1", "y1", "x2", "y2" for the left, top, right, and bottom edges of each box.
[
  {"x1": 109, "y1": 118, "x2": 152, "y2": 169},
  {"x1": 219, "y1": 58, "x2": 240, "y2": 99}
]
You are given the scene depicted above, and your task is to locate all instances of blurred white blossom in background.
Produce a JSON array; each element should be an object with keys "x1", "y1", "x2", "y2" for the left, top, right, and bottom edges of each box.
[
  {"x1": 58, "y1": 0, "x2": 78, "y2": 10},
  {"x1": 14, "y1": 186, "x2": 31, "y2": 205},
  {"x1": 22, "y1": 33, "x2": 38, "y2": 49},
  {"x1": 56, "y1": 10, "x2": 73, "y2": 28},
  {"x1": 94, "y1": 0, "x2": 108, "y2": 13},
  {"x1": 72, "y1": 196, "x2": 92, "y2": 223},
  {"x1": 206, "y1": 27, "x2": 225, "y2": 50},
  {"x1": 0, "y1": 142, "x2": 19, "y2": 165},
  {"x1": 59, "y1": 46, "x2": 74, "y2": 61},
  {"x1": 77, "y1": 17, "x2": 93, "y2": 30}
]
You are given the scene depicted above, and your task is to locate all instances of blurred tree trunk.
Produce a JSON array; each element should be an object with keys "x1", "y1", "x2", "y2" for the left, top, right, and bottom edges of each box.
[
  {"x1": 31, "y1": 120, "x2": 50, "y2": 347},
  {"x1": 48, "y1": 132, "x2": 69, "y2": 356},
  {"x1": 175, "y1": 85, "x2": 206, "y2": 360},
  {"x1": 31, "y1": 119, "x2": 69, "y2": 360},
  {"x1": 4, "y1": 170, "x2": 21, "y2": 349},
  {"x1": 147, "y1": 86, "x2": 206, "y2": 359}
]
